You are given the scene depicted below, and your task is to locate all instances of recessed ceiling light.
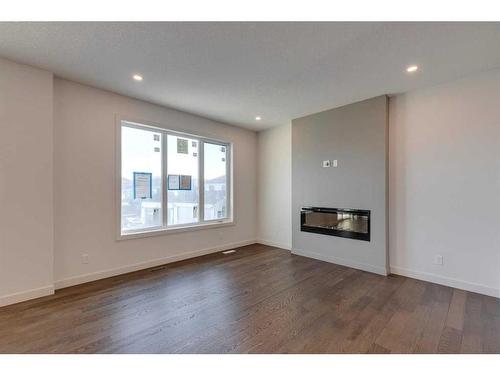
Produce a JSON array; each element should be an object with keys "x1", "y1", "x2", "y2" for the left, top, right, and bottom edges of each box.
[
  {"x1": 255, "y1": 116, "x2": 262, "y2": 121},
  {"x1": 133, "y1": 74, "x2": 143, "y2": 81},
  {"x1": 406, "y1": 65, "x2": 418, "y2": 73}
]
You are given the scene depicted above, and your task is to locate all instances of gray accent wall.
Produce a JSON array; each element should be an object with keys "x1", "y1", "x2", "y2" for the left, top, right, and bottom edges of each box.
[{"x1": 292, "y1": 95, "x2": 388, "y2": 275}]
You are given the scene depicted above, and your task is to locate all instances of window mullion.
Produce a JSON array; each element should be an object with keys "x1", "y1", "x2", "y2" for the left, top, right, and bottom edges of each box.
[
  {"x1": 162, "y1": 131, "x2": 168, "y2": 228},
  {"x1": 199, "y1": 140, "x2": 205, "y2": 223},
  {"x1": 227, "y1": 144, "x2": 231, "y2": 221}
]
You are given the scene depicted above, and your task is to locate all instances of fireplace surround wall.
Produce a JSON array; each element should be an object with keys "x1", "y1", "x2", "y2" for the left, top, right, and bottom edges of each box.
[{"x1": 291, "y1": 95, "x2": 388, "y2": 275}]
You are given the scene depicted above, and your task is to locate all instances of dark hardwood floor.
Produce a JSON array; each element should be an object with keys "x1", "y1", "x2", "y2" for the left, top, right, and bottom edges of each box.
[{"x1": 0, "y1": 244, "x2": 498, "y2": 354}]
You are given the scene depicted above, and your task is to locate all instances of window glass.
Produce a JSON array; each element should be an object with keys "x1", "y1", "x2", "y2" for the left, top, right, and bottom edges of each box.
[
  {"x1": 167, "y1": 135, "x2": 199, "y2": 225},
  {"x1": 120, "y1": 121, "x2": 231, "y2": 235},
  {"x1": 204, "y1": 142, "x2": 228, "y2": 220},
  {"x1": 121, "y1": 126, "x2": 162, "y2": 232}
]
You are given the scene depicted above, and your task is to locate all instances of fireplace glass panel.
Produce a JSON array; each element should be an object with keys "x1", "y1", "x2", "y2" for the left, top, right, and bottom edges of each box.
[
  {"x1": 303, "y1": 211, "x2": 368, "y2": 233},
  {"x1": 301, "y1": 207, "x2": 370, "y2": 241}
]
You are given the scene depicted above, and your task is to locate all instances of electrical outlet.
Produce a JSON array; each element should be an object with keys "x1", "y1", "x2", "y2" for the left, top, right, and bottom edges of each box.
[
  {"x1": 322, "y1": 160, "x2": 331, "y2": 168},
  {"x1": 332, "y1": 159, "x2": 338, "y2": 167},
  {"x1": 434, "y1": 255, "x2": 443, "y2": 266},
  {"x1": 82, "y1": 253, "x2": 89, "y2": 264}
]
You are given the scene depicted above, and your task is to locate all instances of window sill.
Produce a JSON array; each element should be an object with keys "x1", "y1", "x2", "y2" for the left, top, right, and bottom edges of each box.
[{"x1": 117, "y1": 220, "x2": 235, "y2": 241}]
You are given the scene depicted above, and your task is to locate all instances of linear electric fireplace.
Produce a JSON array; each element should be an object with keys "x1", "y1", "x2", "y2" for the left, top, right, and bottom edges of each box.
[{"x1": 301, "y1": 207, "x2": 370, "y2": 241}]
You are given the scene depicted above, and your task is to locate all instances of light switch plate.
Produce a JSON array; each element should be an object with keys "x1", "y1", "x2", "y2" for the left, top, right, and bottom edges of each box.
[
  {"x1": 322, "y1": 160, "x2": 331, "y2": 168},
  {"x1": 434, "y1": 255, "x2": 443, "y2": 265},
  {"x1": 333, "y1": 159, "x2": 338, "y2": 167}
]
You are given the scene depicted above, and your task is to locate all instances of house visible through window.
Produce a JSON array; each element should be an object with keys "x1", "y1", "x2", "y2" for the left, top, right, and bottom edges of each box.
[
  {"x1": 121, "y1": 126, "x2": 163, "y2": 232},
  {"x1": 120, "y1": 121, "x2": 231, "y2": 235},
  {"x1": 167, "y1": 134, "x2": 199, "y2": 226}
]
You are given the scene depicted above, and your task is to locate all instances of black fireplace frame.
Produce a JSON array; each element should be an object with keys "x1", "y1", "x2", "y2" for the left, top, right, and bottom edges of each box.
[{"x1": 300, "y1": 207, "x2": 371, "y2": 241}]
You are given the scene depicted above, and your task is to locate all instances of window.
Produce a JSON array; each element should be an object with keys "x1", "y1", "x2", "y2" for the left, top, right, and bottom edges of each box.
[
  {"x1": 167, "y1": 134, "x2": 199, "y2": 226},
  {"x1": 119, "y1": 121, "x2": 231, "y2": 236},
  {"x1": 204, "y1": 142, "x2": 228, "y2": 220},
  {"x1": 121, "y1": 126, "x2": 163, "y2": 232}
]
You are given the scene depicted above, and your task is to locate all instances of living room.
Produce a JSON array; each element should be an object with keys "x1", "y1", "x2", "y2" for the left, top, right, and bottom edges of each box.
[{"x1": 0, "y1": 1, "x2": 499, "y2": 372}]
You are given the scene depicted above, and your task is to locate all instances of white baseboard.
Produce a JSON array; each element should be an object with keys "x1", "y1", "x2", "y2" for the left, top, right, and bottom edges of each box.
[
  {"x1": 54, "y1": 239, "x2": 257, "y2": 289},
  {"x1": 257, "y1": 239, "x2": 292, "y2": 251},
  {"x1": 0, "y1": 285, "x2": 54, "y2": 307},
  {"x1": 390, "y1": 265, "x2": 500, "y2": 299},
  {"x1": 292, "y1": 248, "x2": 388, "y2": 276}
]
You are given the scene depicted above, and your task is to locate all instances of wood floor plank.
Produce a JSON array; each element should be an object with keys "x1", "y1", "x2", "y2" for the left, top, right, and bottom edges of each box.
[
  {"x1": 446, "y1": 289, "x2": 467, "y2": 331},
  {"x1": 0, "y1": 244, "x2": 498, "y2": 354},
  {"x1": 336, "y1": 275, "x2": 405, "y2": 353},
  {"x1": 412, "y1": 283, "x2": 453, "y2": 353},
  {"x1": 436, "y1": 288, "x2": 468, "y2": 353},
  {"x1": 460, "y1": 292, "x2": 483, "y2": 353},
  {"x1": 480, "y1": 295, "x2": 500, "y2": 353},
  {"x1": 437, "y1": 327, "x2": 463, "y2": 353},
  {"x1": 374, "y1": 278, "x2": 430, "y2": 353}
]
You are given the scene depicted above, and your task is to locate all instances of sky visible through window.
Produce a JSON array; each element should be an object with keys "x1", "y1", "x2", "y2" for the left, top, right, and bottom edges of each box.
[
  {"x1": 204, "y1": 142, "x2": 226, "y2": 180},
  {"x1": 121, "y1": 126, "x2": 161, "y2": 179}
]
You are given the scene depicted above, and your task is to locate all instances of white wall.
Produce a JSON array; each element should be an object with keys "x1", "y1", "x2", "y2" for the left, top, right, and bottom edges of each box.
[
  {"x1": 0, "y1": 58, "x2": 54, "y2": 306},
  {"x1": 389, "y1": 69, "x2": 500, "y2": 298},
  {"x1": 53, "y1": 79, "x2": 257, "y2": 287},
  {"x1": 257, "y1": 124, "x2": 292, "y2": 250}
]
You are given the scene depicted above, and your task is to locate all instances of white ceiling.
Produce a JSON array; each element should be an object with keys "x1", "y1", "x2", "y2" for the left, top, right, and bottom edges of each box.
[{"x1": 1, "y1": 22, "x2": 500, "y2": 131}]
